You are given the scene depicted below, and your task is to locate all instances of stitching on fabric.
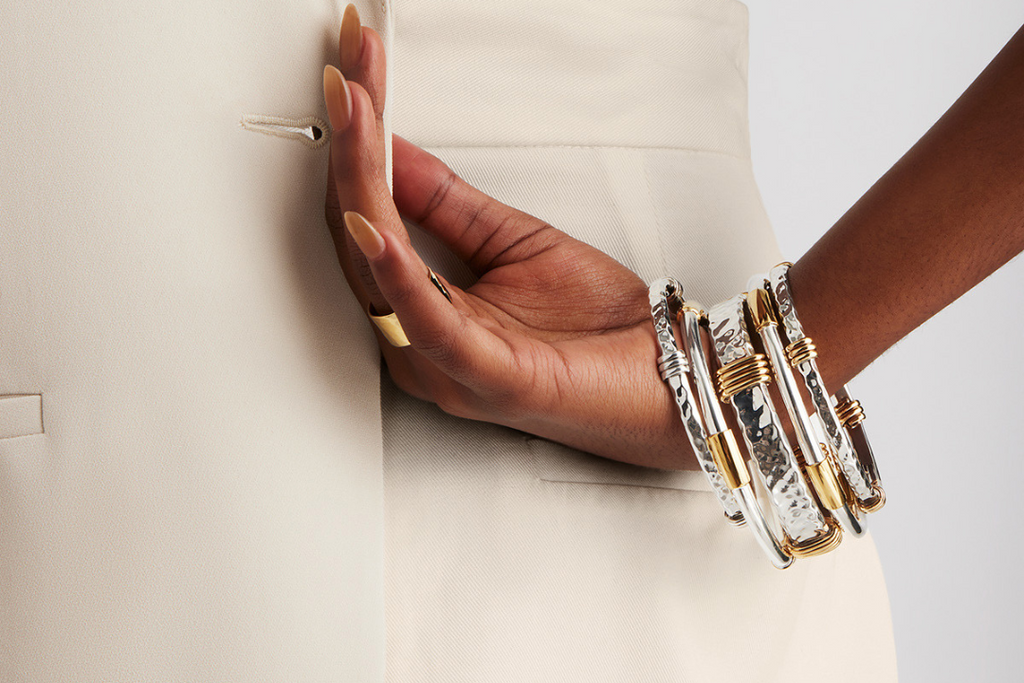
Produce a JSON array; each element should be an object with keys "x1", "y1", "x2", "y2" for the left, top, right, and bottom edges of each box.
[
  {"x1": 420, "y1": 143, "x2": 746, "y2": 160},
  {"x1": 239, "y1": 114, "x2": 330, "y2": 150}
]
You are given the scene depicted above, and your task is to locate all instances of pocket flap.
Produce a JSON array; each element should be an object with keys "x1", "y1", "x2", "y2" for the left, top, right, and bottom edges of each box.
[{"x1": 0, "y1": 394, "x2": 44, "y2": 440}]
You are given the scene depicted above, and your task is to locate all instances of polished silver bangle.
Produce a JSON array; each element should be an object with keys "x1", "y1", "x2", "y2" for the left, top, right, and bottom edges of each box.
[
  {"x1": 649, "y1": 279, "x2": 793, "y2": 569},
  {"x1": 648, "y1": 279, "x2": 742, "y2": 519},
  {"x1": 745, "y1": 286, "x2": 865, "y2": 537},
  {"x1": 767, "y1": 263, "x2": 886, "y2": 511},
  {"x1": 678, "y1": 304, "x2": 793, "y2": 569},
  {"x1": 708, "y1": 294, "x2": 841, "y2": 558}
]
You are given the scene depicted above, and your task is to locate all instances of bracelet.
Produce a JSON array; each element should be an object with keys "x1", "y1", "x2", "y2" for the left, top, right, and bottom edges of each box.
[
  {"x1": 766, "y1": 263, "x2": 886, "y2": 511},
  {"x1": 648, "y1": 279, "x2": 793, "y2": 569},
  {"x1": 707, "y1": 295, "x2": 841, "y2": 557},
  {"x1": 648, "y1": 279, "x2": 743, "y2": 519},
  {"x1": 648, "y1": 263, "x2": 887, "y2": 568},
  {"x1": 679, "y1": 303, "x2": 794, "y2": 568},
  {"x1": 745, "y1": 286, "x2": 866, "y2": 537}
]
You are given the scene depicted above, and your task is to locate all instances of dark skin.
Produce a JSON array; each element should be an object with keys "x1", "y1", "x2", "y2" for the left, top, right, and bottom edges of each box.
[{"x1": 324, "y1": 6, "x2": 1024, "y2": 472}]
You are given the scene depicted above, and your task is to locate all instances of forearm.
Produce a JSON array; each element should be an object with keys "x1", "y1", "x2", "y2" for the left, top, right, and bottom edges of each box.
[{"x1": 789, "y1": 24, "x2": 1024, "y2": 390}]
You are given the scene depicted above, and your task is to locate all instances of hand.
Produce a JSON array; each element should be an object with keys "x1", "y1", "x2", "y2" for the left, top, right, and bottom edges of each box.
[{"x1": 323, "y1": 6, "x2": 695, "y2": 471}]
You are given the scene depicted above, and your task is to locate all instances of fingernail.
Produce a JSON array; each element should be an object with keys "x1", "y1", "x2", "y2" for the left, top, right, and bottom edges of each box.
[
  {"x1": 340, "y1": 3, "x2": 363, "y2": 71},
  {"x1": 323, "y1": 64, "x2": 352, "y2": 132},
  {"x1": 344, "y1": 211, "x2": 386, "y2": 259}
]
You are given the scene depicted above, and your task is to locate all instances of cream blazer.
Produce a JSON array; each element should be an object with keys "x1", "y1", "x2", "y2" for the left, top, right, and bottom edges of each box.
[
  {"x1": 1, "y1": 1, "x2": 896, "y2": 681},
  {"x1": 2, "y1": 1, "x2": 388, "y2": 680}
]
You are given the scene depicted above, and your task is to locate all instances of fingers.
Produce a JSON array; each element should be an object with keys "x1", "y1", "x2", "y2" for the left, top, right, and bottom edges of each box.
[
  {"x1": 326, "y1": 72, "x2": 400, "y2": 228},
  {"x1": 324, "y1": 66, "x2": 397, "y2": 315},
  {"x1": 339, "y1": 5, "x2": 387, "y2": 156},
  {"x1": 391, "y1": 134, "x2": 559, "y2": 275},
  {"x1": 344, "y1": 211, "x2": 516, "y2": 393}
]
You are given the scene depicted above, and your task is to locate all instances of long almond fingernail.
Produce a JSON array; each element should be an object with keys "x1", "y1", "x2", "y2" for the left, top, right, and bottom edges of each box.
[
  {"x1": 340, "y1": 3, "x2": 363, "y2": 71},
  {"x1": 344, "y1": 211, "x2": 385, "y2": 259},
  {"x1": 323, "y1": 64, "x2": 352, "y2": 131}
]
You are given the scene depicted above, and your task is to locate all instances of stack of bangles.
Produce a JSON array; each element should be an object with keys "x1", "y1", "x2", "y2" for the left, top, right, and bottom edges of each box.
[{"x1": 649, "y1": 263, "x2": 885, "y2": 569}]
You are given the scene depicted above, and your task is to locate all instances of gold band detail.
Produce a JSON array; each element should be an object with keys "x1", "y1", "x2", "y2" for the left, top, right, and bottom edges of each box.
[
  {"x1": 860, "y1": 486, "x2": 887, "y2": 513},
  {"x1": 428, "y1": 268, "x2": 453, "y2": 303},
  {"x1": 677, "y1": 303, "x2": 704, "y2": 320},
  {"x1": 745, "y1": 288, "x2": 778, "y2": 332},
  {"x1": 707, "y1": 429, "x2": 750, "y2": 489},
  {"x1": 785, "y1": 518, "x2": 843, "y2": 558},
  {"x1": 785, "y1": 337, "x2": 818, "y2": 368},
  {"x1": 804, "y1": 454, "x2": 845, "y2": 511},
  {"x1": 717, "y1": 354, "x2": 772, "y2": 402},
  {"x1": 835, "y1": 397, "x2": 866, "y2": 429},
  {"x1": 367, "y1": 304, "x2": 411, "y2": 348}
]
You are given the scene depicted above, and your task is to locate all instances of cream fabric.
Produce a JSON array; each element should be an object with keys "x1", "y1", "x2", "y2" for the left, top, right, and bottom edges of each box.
[
  {"x1": 1, "y1": 1, "x2": 388, "y2": 680},
  {"x1": 0, "y1": 0, "x2": 897, "y2": 681}
]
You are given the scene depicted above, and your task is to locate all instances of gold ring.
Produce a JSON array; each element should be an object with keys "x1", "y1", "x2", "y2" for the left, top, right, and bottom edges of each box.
[
  {"x1": 367, "y1": 269, "x2": 453, "y2": 348},
  {"x1": 428, "y1": 268, "x2": 453, "y2": 303},
  {"x1": 367, "y1": 303, "x2": 410, "y2": 347}
]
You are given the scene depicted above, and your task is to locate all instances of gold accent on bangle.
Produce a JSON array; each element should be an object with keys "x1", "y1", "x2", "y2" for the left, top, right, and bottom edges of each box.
[
  {"x1": 785, "y1": 337, "x2": 818, "y2": 368},
  {"x1": 676, "y1": 304, "x2": 704, "y2": 321},
  {"x1": 367, "y1": 304, "x2": 411, "y2": 348},
  {"x1": 745, "y1": 288, "x2": 778, "y2": 332},
  {"x1": 860, "y1": 486, "x2": 887, "y2": 513},
  {"x1": 835, "y1": 397, "x2": 866, "y2": 429},
  {"x1": 716, "y1": 354, "x2": 773, "y2": 402},
  {"x1": 804, "y1": 452, "x2": 845, "y2": 511},
  {"x1": 707, "y1": 429, "x2": 750, "y2": 489},
  {"x1": 785, "y1": 517, "x2": 843, "y2": 558}
]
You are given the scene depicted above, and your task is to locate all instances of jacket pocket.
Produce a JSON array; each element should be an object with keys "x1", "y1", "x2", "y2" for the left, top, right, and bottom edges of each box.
[{"x1": 526, "y1": 435, "x2": 712, "y2": 492}]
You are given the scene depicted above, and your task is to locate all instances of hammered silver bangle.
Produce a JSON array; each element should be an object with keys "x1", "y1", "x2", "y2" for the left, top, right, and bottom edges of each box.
[
  {"x1": 648, "y1": 279, "x2": 793, "y2": 569},
  {"x1": 745, "y1": 285, "x2": 866, "y2": 537},
  {"x1": 766, "y1": 263, "x2": 886, "y2": 512},
  {"x1": 678, "y1": 303, "x2": 793, "y2": 569},
  {"x1": 707, "y1": 294, "x2": 842, "y2": 558}
]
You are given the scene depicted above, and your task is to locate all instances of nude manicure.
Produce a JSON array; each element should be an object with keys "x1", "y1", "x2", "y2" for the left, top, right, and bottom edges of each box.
[
  {"x1": 323, "y1": 64, "x2": 352, "y2": 132},
  {"x1": 340, "y1": 3, "x2": 363, "y2": 72},
  {"x1": 344, "y1": 211, "x2": 386, "y2": 259}
]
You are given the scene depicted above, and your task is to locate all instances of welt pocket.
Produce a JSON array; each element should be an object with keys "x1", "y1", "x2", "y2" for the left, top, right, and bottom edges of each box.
[
  {"x1": 0, "y1": 394, "x2": 44, "y2": 440},
  {"x1": 525, "y1": 436, "x2": 712, "y2": 493}
]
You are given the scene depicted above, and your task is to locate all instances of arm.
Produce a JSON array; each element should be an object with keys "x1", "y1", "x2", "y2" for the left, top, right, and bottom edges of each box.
[{"x1": 790, "y1": 23, "x2": 1024, "y2": 391}]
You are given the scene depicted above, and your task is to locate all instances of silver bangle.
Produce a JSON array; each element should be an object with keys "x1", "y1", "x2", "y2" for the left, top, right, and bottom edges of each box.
[
  {"x1": 649, "y1": 279, "x2": 793, "y2": 569},
  {"x1": 648, "y1": 279, "x2": 742, "y2": 519},
  {"x1": 767, "y1": 263, "x2": 886, "y2": 511},
  {"x1": 746, "y1": 286, "x2": 865, "y2": 537},
  {"x1": 708, "y1": 294, "x2": 841, "y2": 557},
  {"x1": 678, "y1": 304, "x2": 793, "y2": 569}
]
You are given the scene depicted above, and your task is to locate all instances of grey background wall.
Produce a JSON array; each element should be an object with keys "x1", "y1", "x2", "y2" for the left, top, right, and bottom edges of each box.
[{"x1": 742, "y1": 2, "x2": 1024, "y2": 681}]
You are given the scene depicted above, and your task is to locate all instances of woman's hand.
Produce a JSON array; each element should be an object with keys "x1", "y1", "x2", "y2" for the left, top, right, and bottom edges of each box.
[{"x1": 323, "y1": 8, "x2": 695, "y2": 471}]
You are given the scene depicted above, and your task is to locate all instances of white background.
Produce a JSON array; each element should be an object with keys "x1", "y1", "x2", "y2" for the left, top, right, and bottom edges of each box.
[{"x1": 743, "y1": 2, "x2": 1024, "y2": 681}]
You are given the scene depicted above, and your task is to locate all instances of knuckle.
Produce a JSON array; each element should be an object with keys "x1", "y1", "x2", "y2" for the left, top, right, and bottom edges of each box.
[
  {"x1": 419, "y1": 166, "x2": 459, "y2": 225},
  {"x1": 414, "y1": 318, "x2": 465, "y2": 370}
]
